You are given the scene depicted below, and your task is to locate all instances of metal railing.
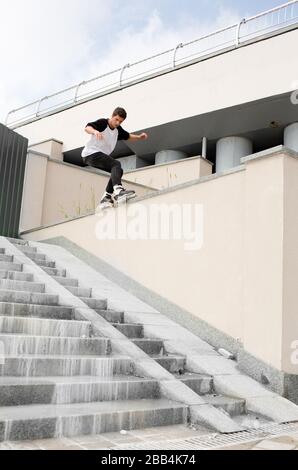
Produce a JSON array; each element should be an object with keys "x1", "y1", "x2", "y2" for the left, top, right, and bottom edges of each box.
[{"x1": 6, "y1": 0, "x2": 298, "y2": 128}]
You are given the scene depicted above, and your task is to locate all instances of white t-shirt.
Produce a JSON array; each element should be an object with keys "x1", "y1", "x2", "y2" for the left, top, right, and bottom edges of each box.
[{"x1": 81, "y1": 118, "x2": 130, "y2": 158}]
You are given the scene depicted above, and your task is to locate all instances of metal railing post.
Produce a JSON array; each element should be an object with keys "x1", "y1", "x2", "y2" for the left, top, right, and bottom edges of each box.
[
  {"x1": 5, "y1": 110, "x2": 13, "y2": 126},
  {"x1": 120, "y1": 64, "x2": 130, "y2": 87},
  {"x1": 36, "y1": 97, "x2": 45, "y2": 117},
  {"x1": 236, "y1": 18, "x2": 246, "y2": 47},
  {"x1": 173, "y1": 43, "x2": 183, "y2": 68},
  {"x1": 74, "y1": 81, "x2": 86, "y2": 103}
]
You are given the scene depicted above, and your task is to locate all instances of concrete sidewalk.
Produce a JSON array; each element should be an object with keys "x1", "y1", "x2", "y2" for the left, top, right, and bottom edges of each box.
[{"x1": 2, "y1": 422, "x2": 298, "y2": 450}]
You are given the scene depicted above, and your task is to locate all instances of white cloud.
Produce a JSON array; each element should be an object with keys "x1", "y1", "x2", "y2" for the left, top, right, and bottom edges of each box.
[
  {"x1": 0, "y1": 0, "x2": 113, "y2": 122},
  {"x1": 0, "y1": 0, "x2": 240, "y2": 124}
]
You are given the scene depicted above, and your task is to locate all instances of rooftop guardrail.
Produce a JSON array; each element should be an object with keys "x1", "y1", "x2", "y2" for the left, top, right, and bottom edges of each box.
[{"x1": 5, "y1": 0, "x2": 298, "y2": 129}]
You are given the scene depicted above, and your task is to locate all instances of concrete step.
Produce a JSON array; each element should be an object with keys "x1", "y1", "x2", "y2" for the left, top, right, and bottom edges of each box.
[
  {"x1": 95, "y1": 309, "x2": 124, "y2": 323},
  {"x1": 204, "y1": 394, "x2": 246, "y2": 417},
  {"x1": 5, "y1": 238, "x2": 28, "y2": 246},
  {"x1": 0, "y1": 270, "x2": 34, "y2": 282},
  {"x1": 0, "y1": 355, "x2": 134, "y2": 377},
  {"x1": 13, "y1": 245, "x2": 37, "y2": 254},
  {"x1": 52, "y1": 276, "x2": 78, "y2": 287},
  {"x1": 112, "y1": 323, "x2": 144, "y2": 338},
  {"x1": 0, "y1": 261, "x2": 23, "y2": 272},
  {"x1": 21, "y1": 252, "x2": 46, "y2": 262},
  {"x1": 0, "y1": 316, "x2": 91, "y2": 337},
  {"x1": 0, "y1": 254, "x2": 14, "y2": 263},
  {"x1": 0, "y1": 302, "x2": 74, "y2": 321},
  {"x1": 174, "y1": 372, "x2": 213, "y2": 395},
  {"x1": 79, "y1": 297, "x2": 107, "y2": 310},
  {"x1": 0, "y1": 289, "x2": 59, "y2": 306},
  {"x1": 34, "y1": 259, "x2": 56, "y2": 268},
  {"x1": 42, "y1": 266, "x2": 66, "y2": 277},
  {"x1": 0, "y1": 334, "x2": 110, "y2": 356},
  {"x1": 132, "y1": 339, "x2": 164, "y2": 355},
  {"x1": 0, "y1": 279, "x2": 45, "y2": 294},
  {"x1": 0, "y1": 398, "x2": 187, "y2": 441},
  {"x1": 153, "y1": 355, "x2": 186, "y2": 373},
  {"x1": 0, "y1": 376, "x2": 161, "y2": 406},
  {"x1": 67, "y1": 286, "x2": 92, "y2": 298}
]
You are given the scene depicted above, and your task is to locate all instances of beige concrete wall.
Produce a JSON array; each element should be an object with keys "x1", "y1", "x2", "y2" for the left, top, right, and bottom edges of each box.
[
  {"x1": 22, "y1": 167, "x2": 245, "y2": 343},
  {"x1": 20, "y1": 151, "x2": 48, "y2": 231},
  {"x1": 282, "y1": 156, "x2": 298, "y2": 374},
  {"x1": 15, "y1": 29, "x2": 298, "y2": 151},
  {"x1": 21, "y1": 149, "x2": 298, "y2": 375},
  {"x1": 242, "y1": 155, "x2": 284, "y2": 370},
  {"x1": 20, "y1": 150, "x2": 157, "y2": 232},
  {"x1": 29, "y1": 139, "x2": 63, "y2": 161},
  {"x1": 124, "y1": 156, "x2": 213, "y2": 189}
]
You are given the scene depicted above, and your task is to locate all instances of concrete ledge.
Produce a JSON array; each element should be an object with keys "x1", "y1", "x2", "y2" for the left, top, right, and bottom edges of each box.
[
  {"x1": 241, "y1": 145, "x2": 298, "y2": 163},
  {"x1": 19, "y1": 165, "x2": 245, "y2": 236},
  {"x1": 125, "y1": 155, "x2": 214, "y2": 175},
  {"x1": 28, "y1": 151, "x2": 157, "y2": 192},
  {"x1": 29, "y1": 138, "x2": 64, "y2": 147}
]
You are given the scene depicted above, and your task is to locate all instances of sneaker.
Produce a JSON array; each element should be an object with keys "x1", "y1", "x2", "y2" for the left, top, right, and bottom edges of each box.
[
  {"x1": 113, "y1": 185, "x2": 136, "y2": 204},
  {"x1": 99, "y1": 193, "x2": 114, "y2": 210}
]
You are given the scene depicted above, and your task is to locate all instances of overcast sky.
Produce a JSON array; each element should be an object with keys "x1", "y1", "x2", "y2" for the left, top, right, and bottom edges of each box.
[{"x1": 0, "y1": 0, "x2": 284, "y2": 124}]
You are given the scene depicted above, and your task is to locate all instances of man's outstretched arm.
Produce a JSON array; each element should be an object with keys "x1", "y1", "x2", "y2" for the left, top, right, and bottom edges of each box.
[{"x1": 128, "y1": 132, "x2": 148, "y2": 142}]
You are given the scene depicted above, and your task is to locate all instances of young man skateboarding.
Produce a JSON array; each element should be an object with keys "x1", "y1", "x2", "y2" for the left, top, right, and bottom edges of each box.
[{"x1": 82, "y1": 107, "x2": 148, "y2": 209}]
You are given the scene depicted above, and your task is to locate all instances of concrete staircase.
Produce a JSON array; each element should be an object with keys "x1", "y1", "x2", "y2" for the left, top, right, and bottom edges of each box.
[
  {"x1": 1, "y1": 236, "x2": 298, "y2": 441},
  {"x1": 0, "y1": 240, "x2": 189, "y2": 441}
]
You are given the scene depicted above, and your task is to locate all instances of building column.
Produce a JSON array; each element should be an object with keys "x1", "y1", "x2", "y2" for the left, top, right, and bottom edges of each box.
[
  {"x1": 216, "y1": 136, "x2": 253, "y2": 173},
  {"x1": 284, "y1": 122, "x2": 298, "y2": 152},
  {"x1": 155, "y1": 150, "x2": 187, "y2": 165}
]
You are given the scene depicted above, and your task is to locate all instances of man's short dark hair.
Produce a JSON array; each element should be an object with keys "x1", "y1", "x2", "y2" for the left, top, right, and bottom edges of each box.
[{"x1": 112, "y1": 107, "x2": 127, "y2": 119}]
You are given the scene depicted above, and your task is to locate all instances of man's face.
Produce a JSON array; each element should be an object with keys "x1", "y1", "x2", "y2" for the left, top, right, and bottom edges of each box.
[{"x1": 109, "y1": 114, "x2": 125, "y2": 128}]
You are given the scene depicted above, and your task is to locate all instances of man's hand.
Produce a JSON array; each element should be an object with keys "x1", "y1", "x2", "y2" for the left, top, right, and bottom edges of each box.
[
  {"x1": 139, "y1": 132, "x2": 148, "y2": 140},
  {"x1": 85, "y1": 126, "x2": 104, "y2": 140},
  {"x1": 93, "y1": 130, "x2": 104, "y2": 140},
  {"x1": 128, "y1": 132, "x2": 148, "y2": 142}
]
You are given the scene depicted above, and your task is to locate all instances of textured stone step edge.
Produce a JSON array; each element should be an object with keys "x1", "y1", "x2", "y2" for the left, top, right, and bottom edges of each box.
[
  {"x1": 0, "y1": 376, "x2": 161, "y2": 406},
  {"x1": 5, "y1": 238, "x2": 28, "y2": 246},
  {"x1": 0, "y1": 400, "x2": 188, "y2": 441},
  {"x1": 0, "y1": 302, "x2": 75, "y2": 321},
  {"x1": 0, "y1": 262, "x2": 23, "y2": 272},
  {"x1": 0, "y1": 279, "x2": 45, "y2": 293},
  {"x1": 0, "y1": 290, "x2": 59, "y2": 306},
  {"x1": 0, "y1": 355, "x2": 134, "y2": 377},
  {"x1": 0, "y1": 315, "x2": 92, "y2": 338},
  {"x1": 0, "y1": 270, "x2": 34, "y2": 282},
  {"x1": 0, "y1": 333, "x2": 111, "y2": 356}
]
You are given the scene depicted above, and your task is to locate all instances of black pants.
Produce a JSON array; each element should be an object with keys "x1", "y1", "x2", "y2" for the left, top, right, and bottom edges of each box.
[{"x1": 84, "y1": 152, "x2": 123, "y2": 194}]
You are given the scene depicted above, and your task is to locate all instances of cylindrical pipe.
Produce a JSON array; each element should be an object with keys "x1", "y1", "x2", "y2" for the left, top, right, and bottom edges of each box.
[
  {"x1": 216, "y1": 136, "x2": 253, "y2": 172},
  {"x1": 202, "y1": 137, "x2": 207, "y2": 159},
  {"x1": 284, "y1": 122, "x2": 298, "y2": 152}
]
